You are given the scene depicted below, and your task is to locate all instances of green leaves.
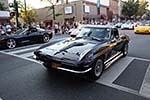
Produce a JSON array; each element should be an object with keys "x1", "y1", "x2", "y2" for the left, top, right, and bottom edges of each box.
[
  {"x1": 0, "y1": 1, "x2": 7, "y2": 10},
  {"x1": 122, "y1": 0, "x2": 139, "y2": 18},
  {"x1": 122, "y1": 0, "x2": 149, "y2": 19}
]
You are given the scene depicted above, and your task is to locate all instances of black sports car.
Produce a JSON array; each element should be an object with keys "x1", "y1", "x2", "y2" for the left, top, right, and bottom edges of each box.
[
  {"x1": 0, "y1": 27, "x2": 53, "y2": 49},
  {"x1": 34, "y1": 25, "x2": 129, "y2": 80}
]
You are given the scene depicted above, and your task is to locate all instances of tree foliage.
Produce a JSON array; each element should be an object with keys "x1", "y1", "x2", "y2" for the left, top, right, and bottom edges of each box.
[
  {"x1": 135, "y1": 1, "x2": 149, "y2": 16},
  {"x1": 41, "y1": 0, "x2": 62, "y2": 20},
  {"x1": 122, "y1": 0, "x2": 139, "y2": 18},
  {"x1": 11, "y1": 0, "x2": 37, "y2": 23},
  {"x1": 0, "y1": 1, "x2": 7, "y2": 10}
]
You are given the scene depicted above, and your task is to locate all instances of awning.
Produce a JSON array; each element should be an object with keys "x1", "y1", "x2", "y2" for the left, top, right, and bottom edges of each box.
[
  {"x1": 83, "y1": 14, "x2": 101, "y2": 18},
  {"x1": 83, "y1": 14, "x2": 107, "y2": 19},
  {"x1": 43, "y1": 19, "x2": 53, "y2": 23},
  {"x1": 0, "y1": 11, "x2": 10, "y2": 18}
]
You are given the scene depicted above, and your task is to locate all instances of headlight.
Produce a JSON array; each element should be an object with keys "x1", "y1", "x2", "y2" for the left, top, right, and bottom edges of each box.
[
  {"x1": 48, "y1": 32, "x2": 52, "y2": 35},
  {"x1": 79, "y1": 49, "x2": 91, "y2": 61},
  {"x1": 87, "y1": 53, "x2": 93, "y2": 59}
]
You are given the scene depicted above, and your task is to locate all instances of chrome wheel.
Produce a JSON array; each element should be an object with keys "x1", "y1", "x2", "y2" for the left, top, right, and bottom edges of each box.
[
  {"x1": 7, "y1": 39, "x2": 16, "y2": 49},
  {"x1": 94, "y1": 59, "x2": 103, "y2": 77},
  {"x1": 43, "y1": 34, "x2": 50, "y2": 42}
]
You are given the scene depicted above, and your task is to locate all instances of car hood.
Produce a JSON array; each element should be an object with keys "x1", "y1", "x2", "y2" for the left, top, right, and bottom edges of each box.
[{"x1": 39, "y1": 37, "x2": 105, "y2": 61}]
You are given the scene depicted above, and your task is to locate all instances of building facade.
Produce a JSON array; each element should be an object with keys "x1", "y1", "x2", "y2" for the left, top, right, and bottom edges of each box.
[
  {"x1": 109, "y1": 0, "x2": 119, "y2": 16},
  {"x1": 0, "y1": 0, "x2": 10, "y2": 24},
  {"x1": 35, "y1": 0, "x2": 109, "y2": 24}
]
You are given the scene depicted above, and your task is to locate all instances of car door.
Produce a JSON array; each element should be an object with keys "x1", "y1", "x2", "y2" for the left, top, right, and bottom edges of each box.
[
  {"x1": 17, "y1": 31, "x2": 31, "y2": 44},
  {"x1": 106, "y1": 28, "x2": 124, "y2": 59},
  {"x1": 27, "y1": 28, "x2": 41, "y2": 43}
]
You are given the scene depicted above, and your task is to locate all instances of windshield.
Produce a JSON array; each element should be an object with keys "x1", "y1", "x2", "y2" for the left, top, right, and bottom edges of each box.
[
  {"x1": 140, "y1": 21, "x2": 150, "y2": 26},
  {"x1": 76, "y1": 27, "x2": 110, "y2": 39},
  {"x1": 37, "y1": 28, "x2": 45, "y2": 31},
  {"x1": 16, "y1": 28, "x2": 28, "y2": 34}
]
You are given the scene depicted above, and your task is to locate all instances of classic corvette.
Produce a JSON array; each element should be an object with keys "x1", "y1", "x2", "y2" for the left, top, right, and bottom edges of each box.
[
  {"x1": 34, "y1": 25, "x2": 129, "y2": 80},
  {"x1": 134, "y1": 21, "x2": 150, "y2": 34},
  {"x1": 0, "y1": 27, "x2": 53, "y2": 49}
]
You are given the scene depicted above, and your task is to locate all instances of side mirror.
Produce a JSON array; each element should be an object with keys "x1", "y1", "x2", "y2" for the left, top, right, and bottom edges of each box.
[
  {"x1": 26, "y1": 31, "x2": 31, "y2": 35},
  {"x1": 110, "y1": 39, "x2": 116, "y2": 43}
]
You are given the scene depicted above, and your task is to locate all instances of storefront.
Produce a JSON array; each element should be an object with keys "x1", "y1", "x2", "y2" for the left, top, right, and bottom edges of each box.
[
  {"x1": 0, "y1": 11, "x2": 10, "y2": 24},
  {"x1": 35, "y1": 0, "x2": 108, "y2": 23}
]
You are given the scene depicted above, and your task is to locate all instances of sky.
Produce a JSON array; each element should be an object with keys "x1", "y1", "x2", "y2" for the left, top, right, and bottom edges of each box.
[
  {"x1": 8, "y1": 0, "x2": 150, "y2": 9},
  {"x1": 8, "y1": 0, "x2": 109, "y2": 8}
]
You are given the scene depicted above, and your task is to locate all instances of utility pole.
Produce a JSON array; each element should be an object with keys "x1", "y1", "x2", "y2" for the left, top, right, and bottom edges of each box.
[
  {"x1": 24, "y1": 0, "x2": 28, "y2": 24},
  {"x1": 52, "y1": 5, "x2": 55, "y2": 20},
  {"x1": 14, "y1": 0, "x2": 19, "y2": 28}
]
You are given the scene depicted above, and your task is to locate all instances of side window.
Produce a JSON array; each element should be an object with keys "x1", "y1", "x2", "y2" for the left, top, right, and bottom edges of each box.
[
  {"x1": 110, "y1": 28, "x2": 119, "y2": 39},
  {"x1": 31, "y1": 28, "x2": 37, "y2": 32}
]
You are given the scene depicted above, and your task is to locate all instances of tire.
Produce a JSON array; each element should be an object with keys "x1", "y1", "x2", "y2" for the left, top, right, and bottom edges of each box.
[
  {"x1": 43, "y1": 34, "x2": 50, "y2": 43},
  {"x1": 43, "y1": 63, "x2": 56, "y2": 72},
  {"x1": 122, "y1": 43, "x2": 128, "y2": 57},
  {"x1": 6, "y1": 39, "x2": 16, "y2": 49},
  {"x1": 88, "y1": 58, "x2": 104, "y2": 80}
]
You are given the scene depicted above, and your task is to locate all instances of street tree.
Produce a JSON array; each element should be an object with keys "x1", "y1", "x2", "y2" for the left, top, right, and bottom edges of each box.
[
  {"x1": 122, "y1": 0, "x2": 139, "y2": 19},
  {"x1": 40, "y1": 0, "x2": 61, "y2": 20},
  {"x1": 0, "y1": 1, "x2": 7, "y2": 10},
  {"x1": 135, "y1": 1, "x2": 149, "y2": 16},
  {"x1": 10, "y1": 0, "x2": 37, "y2": 24}
]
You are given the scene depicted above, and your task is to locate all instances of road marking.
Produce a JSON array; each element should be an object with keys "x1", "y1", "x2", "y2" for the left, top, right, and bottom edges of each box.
[
  {"x1": 2, "y1": 43, "x2": 41, "y2": 52},
  {"x1": 20, "y1": 52, "x2": 34, "y2": 58},
  {"x1": 140, "y1": 64, "x2": 150, "y2": 98},
  {"x1": 97, "y1": 56, "x2": 134, "y2": 84},
  {"x1": 0, "y1": 51, "x2": 41, "y2": 64},
  {"x1": 8, "y1": 46, "x2": 39, "y2": 54},
  {"x1": 0, "y1": 98, "x2": 3, "y2": 100}
]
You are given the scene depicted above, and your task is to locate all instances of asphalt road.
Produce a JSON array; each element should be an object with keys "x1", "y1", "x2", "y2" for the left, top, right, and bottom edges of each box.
[
  {"x1": 120, "y1": 30, "x2": 150, "y2": 60},
  {"x1": 0, "y1": 31, "x2": 150, "y2": 100}
]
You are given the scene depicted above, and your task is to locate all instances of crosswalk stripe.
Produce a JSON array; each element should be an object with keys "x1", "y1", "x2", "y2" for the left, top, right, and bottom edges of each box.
[
  {"x1": 8, "y1": 46, "x2": 39, "y2": 54},
  {"x1": 97, "y1": 56, "x2": 134, "y2": 84},
  {"x1": 20, "y1": 52, "x2": 34, "y2": 58},
  {"x1": 2, "y1": 43, "x2": 41, "y2": 52}
]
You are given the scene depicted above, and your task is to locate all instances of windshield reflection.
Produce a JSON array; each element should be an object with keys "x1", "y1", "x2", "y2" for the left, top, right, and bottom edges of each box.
[{"x1": 76, "y1": 27, "x2": 110, "y2": 39}]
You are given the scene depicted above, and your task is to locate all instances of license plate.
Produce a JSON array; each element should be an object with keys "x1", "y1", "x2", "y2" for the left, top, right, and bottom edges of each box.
[{"x1": 51, "y1": 62, "x2": 61, "y2": 68}]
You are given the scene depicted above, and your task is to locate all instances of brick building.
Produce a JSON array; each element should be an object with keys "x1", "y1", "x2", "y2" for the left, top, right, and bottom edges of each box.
[{"x1": 35, "y1": 0, "x2": 109, "y2": 24}]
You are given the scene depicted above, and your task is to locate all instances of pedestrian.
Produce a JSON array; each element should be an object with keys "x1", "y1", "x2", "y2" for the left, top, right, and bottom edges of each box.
[
  {"x1": 54, "y1": 22, "x2": 59, "y2": 34},
  {"x1": 6, "y1": 23, "x2": 12, "y2": 34},
  {"x1": 0, "y1": 26, "x2": 5, "y2": 35}
]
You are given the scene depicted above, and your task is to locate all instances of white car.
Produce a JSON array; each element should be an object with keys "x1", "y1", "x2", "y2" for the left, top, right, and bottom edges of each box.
[
  {"x1": 121, "y1": 21, "x2": 134, "y2": 30},
  {"x1": 69, "y1": 24, "x2": 88, "y2": 37}
]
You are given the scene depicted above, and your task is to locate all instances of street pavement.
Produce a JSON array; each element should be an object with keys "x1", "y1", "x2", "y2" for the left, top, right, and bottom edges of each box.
[{"x1": 0, "y1": 31, "x2": 150, "y2": 100}]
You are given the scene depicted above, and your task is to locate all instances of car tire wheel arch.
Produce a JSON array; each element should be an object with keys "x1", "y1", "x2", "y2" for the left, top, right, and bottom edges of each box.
[
  {"x1": 6, "y1": 38, "x2": 17, "y2": 49},
  {"x1": 42, "y1": 34, "x2": 50, "y2": 43},
  {"x1": 88, "y1": 57, "x2": 104, "y2": 80}
]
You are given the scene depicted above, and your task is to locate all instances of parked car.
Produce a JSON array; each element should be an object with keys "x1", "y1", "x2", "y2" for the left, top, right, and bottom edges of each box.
[
  {"x1": 69, "y1": 24, "x2": 89, "y2": 37},
  {"x1": 0, "y1": 27, "x2": 53, "y2": 49},
  {"x1": 114, "y1": 22, "x2": 123, "y2": 28},
  {"x1": 134, "y1": 20, "x2": 150, "y2": 34},
  {"x1": 34, "y1": 25, "x2": 129, "y2": 80},
  {"x1": 121, "y1": 21, "x2": 134, "y2": 30}
]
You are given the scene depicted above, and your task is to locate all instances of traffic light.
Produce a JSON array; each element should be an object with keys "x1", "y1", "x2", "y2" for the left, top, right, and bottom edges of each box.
[{"x1": 10, "y1": 12, "x2": 15, "y2": 17}]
